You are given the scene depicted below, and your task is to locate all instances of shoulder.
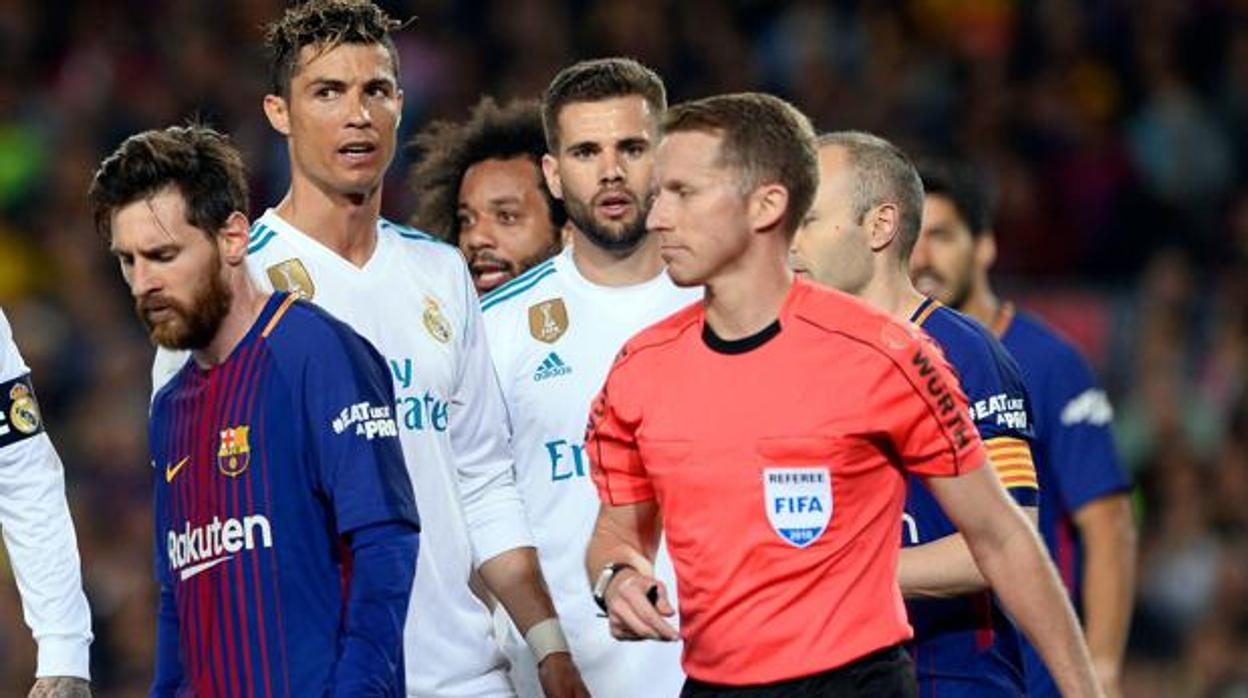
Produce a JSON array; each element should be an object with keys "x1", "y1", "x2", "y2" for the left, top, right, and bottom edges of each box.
[
  {"x1": 1005, "y1": 309, "x2": 1094, "y2": 379},
  {"x1": 612, "y1": 300, "x2": 703, "y2": 370},
  {"x1": 479, "y1": 257, "x2": 561, "y2": 314},
  {"x1": 0, "y1": 308, "x2": 20, "y2": 380},
  {"x1": 791, "y1": 281, "x2": 921, "y2": 357},
  {"x1": 266, "y1": 297, "x2": 386, "y2": 376},
  {"x1": 381, "y1": 219, "x2": 460, "y2": 268},
  {"x1": 925, "y1": 305, "x2": 1016, "y2": 375}
]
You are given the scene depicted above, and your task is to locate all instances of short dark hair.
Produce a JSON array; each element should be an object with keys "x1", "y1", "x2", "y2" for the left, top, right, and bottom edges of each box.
[
  {"x1": 917, "y1": 158, "x2": 992, "y2": 236},
  {"x1": 663, "y1": 92, "x2": 817, "y2": 236},
  {"x1": 408, "y1": 97, "x2": 565, "y2": 244},
  {"x1": 541, "y1": 57, "x2": 666, "y2": 153},
  {"x1": 264, "y1": 0, "x2": 403, "y2": 98},
  {"x1": 818, "y1": 131, "x2": 925, "y2": 259},
  {"x1": 89, "y1": 125, "x2": 249, "y2": 241}
]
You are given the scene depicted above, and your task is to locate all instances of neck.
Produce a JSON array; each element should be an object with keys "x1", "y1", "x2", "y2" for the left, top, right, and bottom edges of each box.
[
  {"x1": 959, "y1": 275, "x2": 1000, "y2": 327},
  {"x1": 858, "y1": 258, "x2": 928, "y2": 323},
  {"x1": 193, "y1": 278, "x2": 269, "y2": 368},
  {"x1": 275, "y1": 174, "x2": 382, "y2": 267},
  {"x1": 569, "y1": 228, "x2": 664, "y2": 286},
  {"x1": 704, "y1": 248, "x2": 793, "y2": 340}
]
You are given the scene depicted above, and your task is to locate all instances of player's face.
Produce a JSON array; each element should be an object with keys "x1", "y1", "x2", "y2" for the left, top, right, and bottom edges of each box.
[
  {"x1": 790, "y1": 145, "x2": 874, "y2": 294},
  {"x1": 910, "y1": 194, "x2": 976, "y2": 308},
  {"x1": 544, "y1": 95, "x2": 657, "y2": 254},
  {"x1": 648, "y1": 131, "x2": 752, "y2": 287},
  {"x1": 458, "y1": 157, "x2": 562, "y2": 295},
  {"x1": 267, "y1": 42, "x2": 403, "y2": 200},
  {"x1": 109, "y1": 188, "x2": 232, "y2": 350}
]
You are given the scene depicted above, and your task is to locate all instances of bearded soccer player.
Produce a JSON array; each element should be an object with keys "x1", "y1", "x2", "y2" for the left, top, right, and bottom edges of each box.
[
  {"x1": 480, "y1": 58, "x2": 694, "y2": 698},
  {"x1": 0, "y1": 310, "x2": 93, "y2": 698},
  {"x1": 910, "y1": 160, "x2": 1136, "y2": 698},
  {"x1": 585, "y1": 93, "x2": 1103, "y2": 698},
  {"x1": 790, "y1": 131, "x2": 1039, "y2": 696},
  {"x1": 410, "y1": 97, "x2": 566, "y2": 295},
  {"x1": 151, "y1": 2, "x2": 586, "y2": 696},
  {"x1": 92, "y1": 125, "x2": 420, "y2": 696}
]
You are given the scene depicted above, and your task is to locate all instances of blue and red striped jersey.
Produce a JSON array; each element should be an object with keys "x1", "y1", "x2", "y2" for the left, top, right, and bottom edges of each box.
[
  {"x1": 990, "y1": 303, "x2": 1129, "y2": 698},
  {"x1": 904, "y1": 297, "x2": 1038, "y2": 697},
  {"x1": 148, "y1": 292, "x2": 419, "y2": 697}
]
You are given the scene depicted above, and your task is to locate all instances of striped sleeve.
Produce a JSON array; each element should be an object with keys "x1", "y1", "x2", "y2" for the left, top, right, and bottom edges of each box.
[{"x1": 985, "y1": 435, "x2": 1039, "y2": 506}]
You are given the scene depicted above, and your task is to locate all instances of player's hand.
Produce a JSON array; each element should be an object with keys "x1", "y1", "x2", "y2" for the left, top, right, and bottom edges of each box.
[
  {"x1": 604, "y1": 568, "x2": 678, "y2": 642},
  {"x1": 537, "y1": 652, "x2": 591, "y2": 698},
  {"x1": 28, "y1": 677, "x2": 91, "y2": 698}
]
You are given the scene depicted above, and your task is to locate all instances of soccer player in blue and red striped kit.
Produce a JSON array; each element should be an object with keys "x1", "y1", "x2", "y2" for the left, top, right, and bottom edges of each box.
[{"x1": 89, "y1": 124, "x2": 421, "y2": 697}]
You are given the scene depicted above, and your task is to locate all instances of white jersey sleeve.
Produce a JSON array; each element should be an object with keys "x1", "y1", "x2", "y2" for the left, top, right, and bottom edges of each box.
[
  {"x1": 0, "y1": 309, "x2": 93, "y2": 679},
  {"x1": 446, "y1": 254, "x2": 535, "y2": 565}
]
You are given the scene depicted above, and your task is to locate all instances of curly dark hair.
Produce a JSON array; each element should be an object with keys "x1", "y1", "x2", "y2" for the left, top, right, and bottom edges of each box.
[
  {"x1": 88, "y1": 124, "x2": 249, "y2": 241},
  {"x1": 408, "y1": 97, "x2": 565, "y2": 244},
  {"x1": 264, "y1": 0, "x2": 404, "y2": 98}
]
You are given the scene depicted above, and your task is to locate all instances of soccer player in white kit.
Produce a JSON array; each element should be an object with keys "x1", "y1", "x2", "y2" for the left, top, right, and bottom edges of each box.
[
  {"x1": 481, "y1": 58, "x2": 694, "y2": 698},
  {"x1": 0, "y1": 309, "x2": 93, "y2": 698},
  {"x1": 152, "y1": 2, "x2": 587, "y2": 696}
]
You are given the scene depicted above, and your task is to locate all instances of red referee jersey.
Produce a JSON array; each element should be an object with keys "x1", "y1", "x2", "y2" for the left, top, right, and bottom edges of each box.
[{"x1": 587, "y1": 277, "x2": 985, "y2": 685}]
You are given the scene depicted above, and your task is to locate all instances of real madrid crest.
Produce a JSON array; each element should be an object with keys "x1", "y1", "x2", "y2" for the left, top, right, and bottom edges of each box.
[
  {"x1": 528, "y1": 298, "x2": 569, "y2": 344},
  {"x1": 8, "y1": 382, "x2": 41, "y2": 435},
  {"x1": 266, "y1": 259, "x2": 316, "y2": 299},
  {"x1": 423, "y1": 297, "x2": 453, "y2": 343},
  {"x1": 217, "y1": 425, "x2": 251, "y2": 477}
]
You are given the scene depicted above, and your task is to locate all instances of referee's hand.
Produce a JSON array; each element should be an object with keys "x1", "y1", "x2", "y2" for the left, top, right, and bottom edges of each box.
[{"x1": 604, "y1": 568, "x2": 678, "y2": 642}]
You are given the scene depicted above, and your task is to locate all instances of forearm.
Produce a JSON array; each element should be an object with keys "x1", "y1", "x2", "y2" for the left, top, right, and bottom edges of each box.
[
  {"x1": 898, "y1": 533, "x2": 987, "y2": 598},
  {"x1": 968, "y1": 511, "x2": 1100, "y2": 697},
  {"x1": 333, "y1": 522, "x2": 419, "y2": 697},
  {"x1": 1078, "y1": 495, "x2": 1137, "y2": 681},
  {"x1": 477, "y1": 546, "x2": 558, "y2": 633},
  {"x1": 584, "y1": 504, "x2": 660, "y2": 584},
  {"x1": 0, "y1": 436, "x2": 92, "y2": 679}
]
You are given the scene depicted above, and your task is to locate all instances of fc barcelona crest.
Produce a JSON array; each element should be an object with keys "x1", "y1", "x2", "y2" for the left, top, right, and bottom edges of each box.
[
  {"x1": 528, "y1": 298, "x2": 569, "y2": 344},
  {"x1": 763, "y1": 467, "x2": 832, "y2": 548},
  {"x1": 266, "y1": 259, "x2": 316, "y2": 299},
  {"x1": 422, "y1": 297, "x2": 453, "y2": 343},
  {"x1": 217, "y1": 425, "x2": 251, "y2": 477}
]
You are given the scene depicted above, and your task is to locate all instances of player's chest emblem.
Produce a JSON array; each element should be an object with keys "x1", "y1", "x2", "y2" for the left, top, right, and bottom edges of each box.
[
  {"x1": 528, "y1": 298, "x2": 569, "y2": 344},
  {"x1": 266, "y1": 259, "x2": 316, "y2": 300},
  {"x1": 763, "y1": 467, "x2": 832, "y2": 548},
  {"x1": 422, "y1": 296, "x2": 453, "y2": 343},
  {"x1": 217, "y1": 425, "x2": 251, "y2": 477}
]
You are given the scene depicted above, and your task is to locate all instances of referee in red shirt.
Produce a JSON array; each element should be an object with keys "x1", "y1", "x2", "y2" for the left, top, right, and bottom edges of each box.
[{"x1": 583, "y1": 93, "x2": 1102, "y2": 697}]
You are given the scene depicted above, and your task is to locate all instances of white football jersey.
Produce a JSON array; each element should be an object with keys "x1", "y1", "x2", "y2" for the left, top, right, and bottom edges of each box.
[
  {"x1": 153, "y1": 210, "x2": 532, "y2": 697},
  {"x1": 0, "y1": 308, "x2": 93, "y2": 680},
  {"x1": 481, "y1": 246, "x2": 697, "y2": 698}
]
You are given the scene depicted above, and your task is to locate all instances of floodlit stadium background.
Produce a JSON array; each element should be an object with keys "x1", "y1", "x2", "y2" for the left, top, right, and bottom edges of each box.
[{"x1": 0, "y1": 1, "x2": 1244, "y2": 695}]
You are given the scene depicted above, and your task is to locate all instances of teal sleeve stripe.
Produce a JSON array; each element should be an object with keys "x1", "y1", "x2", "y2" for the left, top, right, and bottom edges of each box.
[
  {"x1": 480, "y1": 265, "x2": 557, "y2": 312},
  {"x1": 248, "y1": 222, "x2": 270, "y2": 241},
  {"x1": 247, "y1": 228, "x2": 277, "y2": 254}
]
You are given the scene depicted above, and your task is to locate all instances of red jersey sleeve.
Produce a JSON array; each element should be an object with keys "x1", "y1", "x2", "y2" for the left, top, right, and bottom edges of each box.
[
  {"x1": 586, "y1": 352, "x2": 655, "y2": 505},
  {"x1": 871, "y1": 331, "x2": 986, "y2": 477}
]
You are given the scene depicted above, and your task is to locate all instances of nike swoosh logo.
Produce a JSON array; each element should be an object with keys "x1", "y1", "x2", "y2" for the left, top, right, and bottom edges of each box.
[
  {"x1": 165, "y1": 456, "x2": 190, "y2": 483},
  {"x1": 179, "y1": 555, "x2": 234, "y2": 581}
]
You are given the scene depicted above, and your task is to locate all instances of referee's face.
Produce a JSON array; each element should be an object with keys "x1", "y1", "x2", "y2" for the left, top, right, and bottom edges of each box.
[
  {"x1": 266, "y1": 42, "x2": 403, "y2": 201},
  {"x1": 648, "y1": 130, "x2": 752, "y2": 287}
]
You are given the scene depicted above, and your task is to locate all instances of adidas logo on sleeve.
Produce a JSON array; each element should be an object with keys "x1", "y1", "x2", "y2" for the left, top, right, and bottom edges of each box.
[{"x1": 533, "y1": 352, "x2": 573, "y2": 382}]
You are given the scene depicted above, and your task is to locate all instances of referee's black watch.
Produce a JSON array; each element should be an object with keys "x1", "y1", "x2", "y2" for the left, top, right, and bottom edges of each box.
[{"x1": 592, "y1": 562, "x2": 634, "y2": 613}]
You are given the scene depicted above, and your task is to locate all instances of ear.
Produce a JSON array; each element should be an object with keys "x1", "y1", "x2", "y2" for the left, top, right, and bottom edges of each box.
[
  {"x1": 395, "y1": 88, "x2": 405, "y2": 129},
  {"x1": 866, "y1": 203, "x2": 899, "y2": 252},
  {"x1": 747, "y1": 183, "x2": 789, "y2": 234},
  {"x1": 974, "y1": 231, "x2": 997, "y2": 271},
  {"x1": 217, "y1": 212, "x2": 252, "y2": 266},
  {"x1": 263, "y1": 94, "x2": 291, "y2": 137},
  {"x1": 542, "y1": 153, "x2": 564, "y2": 200}
]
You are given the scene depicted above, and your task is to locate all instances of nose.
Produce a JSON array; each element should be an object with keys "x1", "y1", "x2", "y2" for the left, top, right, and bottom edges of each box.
[
  {"x1": 908, "y1": 232, "x2": 930, "y2": 273},
  {"x1": 459, "y1": 219, "x2": 496, "y2": 253},
  {"x1": 346, "y1": 89, "x2": 373, "y2": 128},
  {"x1": 129, "y1": 258, "x2": 160, "y2": 298},
  {"x1": 646, "y1": 191, "x2": 671, "y2": 233},
  {"x1": 598, "y1": 149, "x2": 624, "y2": 186}
]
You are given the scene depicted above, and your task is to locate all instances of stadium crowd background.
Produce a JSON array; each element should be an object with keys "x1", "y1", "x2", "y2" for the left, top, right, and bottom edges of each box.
[{"x1": 0, "y1": 0, "x2": 1243, "y2": 695}]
